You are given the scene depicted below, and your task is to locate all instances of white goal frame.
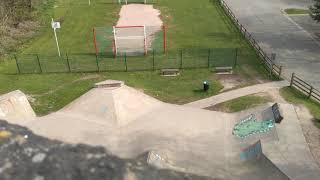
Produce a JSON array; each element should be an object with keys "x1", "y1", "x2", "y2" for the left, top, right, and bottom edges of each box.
[
  {"x1": 118, "y1": 0, "x2": 147, "y2": 4},
  {"x1": 113, "y1": 25, "x2": 147, "y2": 56}
]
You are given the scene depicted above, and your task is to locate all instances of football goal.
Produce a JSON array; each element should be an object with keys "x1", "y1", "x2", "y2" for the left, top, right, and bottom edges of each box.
[
  {"x1": 114, "y1": 25, "x2": 147, "y2": 56},
  {"x1": 93, "y1": 25, "x2": 166, "y2": 56},
  {"x1": 118, "y1": 0, "x2": 147, "y2": 4}
]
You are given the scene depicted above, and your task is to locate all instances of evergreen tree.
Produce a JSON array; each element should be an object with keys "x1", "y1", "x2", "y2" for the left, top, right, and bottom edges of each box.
[{"x1": 310, "y1": 0, "x2": 320, "y2": 22}]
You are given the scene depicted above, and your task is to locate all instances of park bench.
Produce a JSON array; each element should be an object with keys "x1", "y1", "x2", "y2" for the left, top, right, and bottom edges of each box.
[
  {"x1": 214, "y1": 66, "x2": 233, "y2": 74},
  {"x1": 161, "y1": 69, "x2": 180, "y2": 76},
  {"x1": 94, "y1": 80, "x2": 123, "y2": 88}
]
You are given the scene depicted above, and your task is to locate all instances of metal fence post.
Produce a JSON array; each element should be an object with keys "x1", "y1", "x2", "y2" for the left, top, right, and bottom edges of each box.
[
  {"x1": 95, "y1": 54, "x2": 100, "y2": 72},
  {"x1": 14, "y1": 55, "x2": 21, "y2": 74},
  {"x1": 180, "y1": 49, "x2": 183, "y2": 69},
  {"x1": 234, "y1": 48, "x2": 238, "y2": 68},
  {"x1": 207, "y1": 48, "x2": 211, "y2": 68},
  {"x1": 66, "y1": 53, "x2": 71, "y2": 72},
  {"x1": 36, "y1": 54, "x2": 42, "y2": 73},
  {"x1": 124, "y1": 53, "x2": 128, "y2": 72},
  {"x1": 290, "y1": 73, "x2": 295, "y2": 87},
  {"x1": 152, "y1": 49, "x2": 155, "y2": 71}
]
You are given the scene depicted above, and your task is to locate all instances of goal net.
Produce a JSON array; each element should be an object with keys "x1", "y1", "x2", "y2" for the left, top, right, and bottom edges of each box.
[
  {"x1": 114, "y1": 25, "x2": 147, "y2": 56},
  {"x1": 93, "y1": 25, "x2": 166, "y2": 56}
]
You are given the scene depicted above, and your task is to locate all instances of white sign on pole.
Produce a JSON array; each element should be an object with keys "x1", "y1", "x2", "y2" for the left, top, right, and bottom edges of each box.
[
  {"x1": 51, "y1": 21, "x2": 61, "y2": 29},
  {"x1": 51, "y1": 18, "x2": 61, "y2": 57}
]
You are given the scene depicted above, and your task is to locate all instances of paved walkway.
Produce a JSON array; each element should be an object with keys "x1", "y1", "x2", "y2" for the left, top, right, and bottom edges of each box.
[
  {"x1": 185, "y1": 81, "x2": 288, "y2": 108},
  {"x1": 223, "y1": 0, "x2": 320, "y2": 89}
]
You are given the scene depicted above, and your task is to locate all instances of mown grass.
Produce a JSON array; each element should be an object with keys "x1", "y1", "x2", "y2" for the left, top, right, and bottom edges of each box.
[
  {"x1": 0, "y1": 0, "x2": 270, "y2": 114},
  {"x1": 280, "y1": 87, "x2": 320, "y2": 128},
  {"x1": 206, "y1": 94, "x2": 272, "y2": 113},
  {"x1": 0, "y1": 69, "x2": 222, "y2": 115},
  {"x1": 284, "y1": 8, "x2": 310, "y2": 15}
]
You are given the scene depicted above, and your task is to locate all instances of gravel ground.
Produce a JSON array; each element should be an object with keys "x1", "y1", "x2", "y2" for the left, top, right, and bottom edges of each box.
[{"x1": 0, "y1": 120, "x2": 214, "y2": 180}]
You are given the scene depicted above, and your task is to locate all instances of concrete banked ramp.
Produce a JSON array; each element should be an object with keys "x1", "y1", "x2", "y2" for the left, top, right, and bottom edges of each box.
[
  {"x1": 1, "y1": 81, "x2": 292, "y2": 179},
  {"x1": 0, "y1": 90, "x2": 36, "y2": 124}
]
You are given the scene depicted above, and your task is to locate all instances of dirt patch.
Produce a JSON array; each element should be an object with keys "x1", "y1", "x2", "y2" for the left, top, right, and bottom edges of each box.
[
  {"x1": 216, "y1": 74, "x2": 247, "y2": 92},
  {"x1": 117, "y1": 4, "x2": 162, "y2": 27}
]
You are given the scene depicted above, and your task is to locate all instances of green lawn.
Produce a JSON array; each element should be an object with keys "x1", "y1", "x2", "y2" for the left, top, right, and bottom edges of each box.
[
  {"x1": 206, "y1": 94, "x2": 272, "y2": 113},
  {"x1": 18, "y1": 0, "x2": 244, "y2": 54},
  {"x1": 280, "y1": 87, "x2": 320, "y2": 128},
  {"x1": 0, "y1": 69, "x2": 222, "y2": 115},
  {"x1": 284, "y1": 8, "x2": 310, "y2": 15},
  {"x1": 0, "y1": 0, "x2": 270, "y2": 114}
]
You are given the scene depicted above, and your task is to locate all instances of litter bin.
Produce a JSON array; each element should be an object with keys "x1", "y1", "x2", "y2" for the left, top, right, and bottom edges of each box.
[{"x1": 203, "y1": 81, "x2": 209, "y2": 91}]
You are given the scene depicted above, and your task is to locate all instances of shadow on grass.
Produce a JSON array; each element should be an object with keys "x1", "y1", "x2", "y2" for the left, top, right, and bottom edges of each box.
[{"x1": 193, "y1": 89, "x2": 207, "y2": 93}]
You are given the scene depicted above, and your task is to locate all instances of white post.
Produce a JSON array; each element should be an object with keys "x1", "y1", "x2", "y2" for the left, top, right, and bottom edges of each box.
[
  {"x1": 144, "y1": 0, "x2": 146, "y2": 4},
  {"x1": 143, "y1": 25, "x2": 147, "y2": 55},
  {"x1": 118, "y1": 0, "x2": 121, "y2": 4},
  {"x1": 89, "y1": 0, "x2": 91, "y2": 5},
  {"x1": 113, "y1": 26, "x2": 118, "y2": 56},
  {"x1": 126, "y1": 0, "x2": 128, "y2": 4},
  {"x1": 52, "y1": 18, "x2": 61, "y2": 57}
]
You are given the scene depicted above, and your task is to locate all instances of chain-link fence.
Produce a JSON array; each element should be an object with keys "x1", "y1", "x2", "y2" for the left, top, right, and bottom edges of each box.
[{"x1": 13, "y1": 48, "x2": 238, "y2": 74}]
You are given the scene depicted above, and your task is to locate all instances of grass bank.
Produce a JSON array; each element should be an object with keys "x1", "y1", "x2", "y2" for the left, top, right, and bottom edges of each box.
[
  {"x1": 0, "y1": 69, "x2": 222, "y2": 115},
  {"x1": 284, "y1": 8, "x2": 310, "y2": 15},
  {"x1": 280, "y1": 87, "x2": 320, "y2": 128},
  {"x1": 206, "y1": 94, "x2": 272, "y2": 113}
]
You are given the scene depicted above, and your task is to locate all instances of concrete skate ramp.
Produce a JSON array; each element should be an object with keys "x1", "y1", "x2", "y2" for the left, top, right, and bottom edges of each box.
[
  {"x1": 1, "y1": 82, "x2": 289, "y2": 179},
  {"x1": 0, "y1": 90, "x2": 35, "y2": 124}
]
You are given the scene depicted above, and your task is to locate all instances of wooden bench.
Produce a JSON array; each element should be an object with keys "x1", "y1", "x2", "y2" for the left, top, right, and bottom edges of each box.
[
  {"x1": 161, "y1": 69, "x2": 180, "y2": 76},
  {"x1": 214, "y1": 66, "x2": 233, "y2": 74}
]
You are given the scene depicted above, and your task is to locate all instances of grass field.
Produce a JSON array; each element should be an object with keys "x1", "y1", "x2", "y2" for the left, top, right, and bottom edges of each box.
[
  {"x1": 206, "y1": 94, "x2": 272, "y2": 113},
  {"x1": 0, "y1": 70, "x2": 222, "y2": 115},
  {"x1": 280, "y1": 87, "x2": 320, "y2": 128},
  {"x1": 17, "y1": 0, "x2": 243, "y2": 54},
  {"x1": 0, "y1": 0, "x2": 270, "y2": 114},
  {"x1": 284, "y1": 8, "x2": 310, "y2": 15}
]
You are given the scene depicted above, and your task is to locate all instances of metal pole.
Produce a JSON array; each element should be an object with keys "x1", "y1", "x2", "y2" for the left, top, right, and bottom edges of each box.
[
  {"x1": 163, "y1": 25, "x2": 167, "y2": 54},
  {"x1": 124, "y1": 53, "x2": 127, "y2": 72},
  {"x1": 180, "y1": 49, "x2": 183, "y2": 69},
  {"x1": 143, "y1": 25, "x2": 147, "y2": 55},
  {"x1": 152, "y1": 49, "x2": 155, "y2": 71},
  {"x1": 52, "y1": 18, "x2": 61, "y2": 57},
  {"x1": 234, "y1": 48, "x2": 238, "y2": 68},
  {"x1": 66, "y1": 53, "x2": 71, "y2": 72},
  {"x1": 95, "y1": 54, "x2": 100, "y2": 72},
  {"x1": 207, "y1": 48, "x2": 210, "y2": 68},
  {"x1": 113, "y1": 26, "x2": 117, "y2": 56},
  {"x1": 36, "y1": 54, "x2": 42, "y2": 73},
  {"x1": 14, "y1": 55, "x2": 21, "y2": 74}
]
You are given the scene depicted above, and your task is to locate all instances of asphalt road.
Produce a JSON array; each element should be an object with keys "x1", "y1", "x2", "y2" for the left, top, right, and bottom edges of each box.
[{"x1": 223, "y1": 0, "x2": 320, "y2": 89}]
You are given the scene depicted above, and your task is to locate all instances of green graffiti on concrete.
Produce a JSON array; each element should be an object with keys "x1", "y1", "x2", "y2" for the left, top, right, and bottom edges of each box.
[{"x1": 233, "y1": 114, "x2": 275, "y2": 138}]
